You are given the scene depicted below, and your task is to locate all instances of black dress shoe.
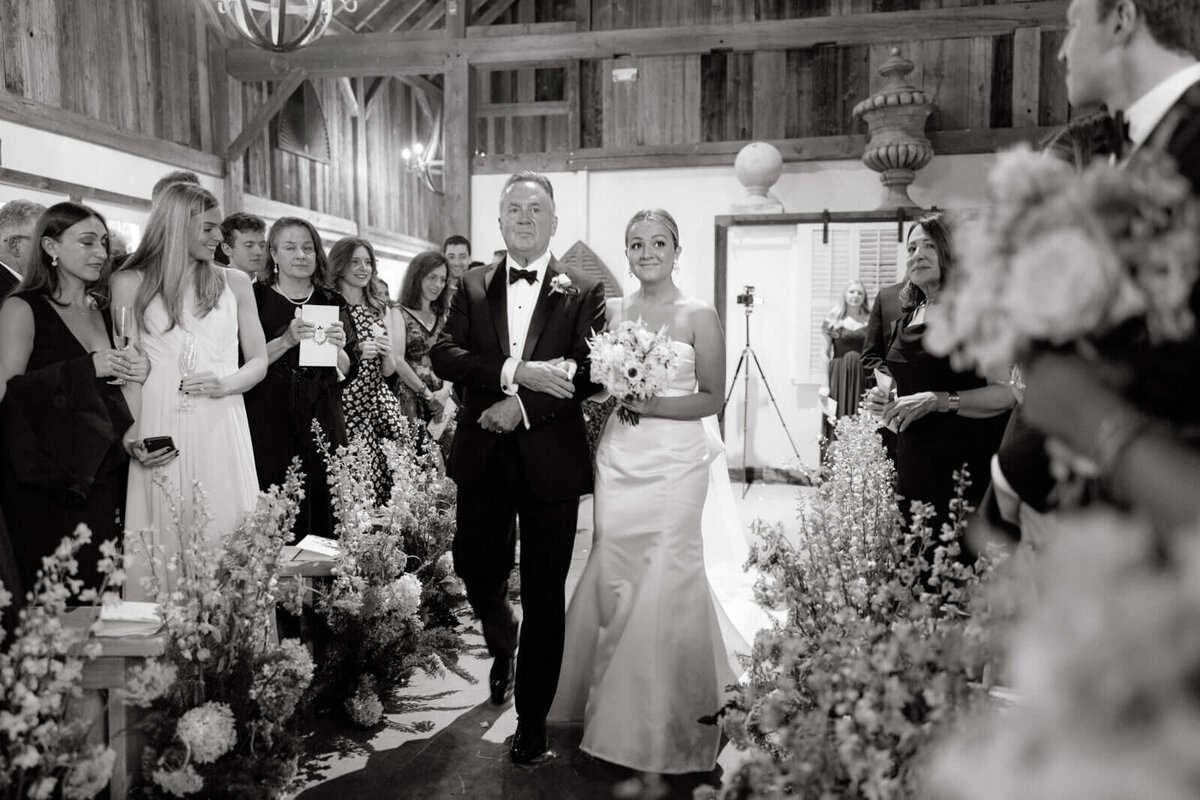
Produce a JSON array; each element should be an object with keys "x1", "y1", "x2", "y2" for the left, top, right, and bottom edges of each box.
[
  {"x1": 510, "y1": 718, "x2": 554, "y2": 765},
  {"x1": 489, "y1": 657, "x2": 515, "y2": 705}
]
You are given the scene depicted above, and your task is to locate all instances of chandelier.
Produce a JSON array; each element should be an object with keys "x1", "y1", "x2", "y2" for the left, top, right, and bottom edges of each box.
[{"x1": 216, "y1": 0, "x2": 358, "y2": 53}]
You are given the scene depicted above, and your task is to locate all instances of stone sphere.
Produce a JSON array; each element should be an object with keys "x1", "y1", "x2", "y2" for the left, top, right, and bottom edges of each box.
[{"x1": 734, "y1": 142, "x2": 783, "y2": 197}]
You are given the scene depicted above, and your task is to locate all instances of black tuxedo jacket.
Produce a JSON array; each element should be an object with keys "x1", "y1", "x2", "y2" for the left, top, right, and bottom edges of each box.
[
  {"x1": 0, "y1": 266, "x2": 18, "y2": 302},
  {"x1": 860, "y1": 281, "x2": 906, "y2": 378},
  {"x1": 430, "y1": 256, "x2": 606, "y2": 501},
  {"x1": 1143, "y1": 77, "x2": 1200, "y2": 193}
]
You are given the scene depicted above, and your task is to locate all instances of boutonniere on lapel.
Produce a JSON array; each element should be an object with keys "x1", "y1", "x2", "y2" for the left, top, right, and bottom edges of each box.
[{"x1": 548, "y1": 272, "x2": 578, "y2": 297}]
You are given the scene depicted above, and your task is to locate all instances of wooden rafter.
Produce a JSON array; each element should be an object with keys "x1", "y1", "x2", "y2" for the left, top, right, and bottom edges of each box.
[
  {"x1": 376, "y1": 0, "x2": 427, "y2": 33},
  {"x1": 475, "y1": 0, "x2": 520, "y2": 28},
  {"x1": 226, "y1": 69, "x2": 308, "y2": 161},
  {"x1": 226, "y1": 1, "x2": 1067, "y2": 79},
  {"x1": 363, "y1": 77, "x2": 388, "y2": 119},
  {"x1": 338, "y1": 77, "x2": 359, "y2": 116},
  {"x1": 196, "y1": 0, "x2": 229, "y2": 46}
]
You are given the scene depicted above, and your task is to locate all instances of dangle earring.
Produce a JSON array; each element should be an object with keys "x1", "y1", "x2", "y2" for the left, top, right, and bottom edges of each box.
[{"x1": 51, "y1": 255, "x2": 59, "y2": 268}]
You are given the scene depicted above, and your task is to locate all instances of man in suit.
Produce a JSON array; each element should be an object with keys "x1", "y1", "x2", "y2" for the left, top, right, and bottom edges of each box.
[
  {"x1": 0, "y1": 200, "x2": 46, "y2": 299},
  {"x1": 430, "y1": 171, "x2": 605, "y2": 765},
  {"x1": 1006, "y1": 0, "x2": 1200, "y2": 532},
  {"x1": 860, "y1": 280, "x2": 905, "y2": 458}
]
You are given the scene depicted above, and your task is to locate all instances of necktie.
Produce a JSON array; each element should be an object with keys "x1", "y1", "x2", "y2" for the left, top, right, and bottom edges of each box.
[
  {"x1": 509, "y1": 267, "x2": 537, "y2": 285},
  {"x1": 1113, "y1": 110, "x2": 1133, "y2": 158}
]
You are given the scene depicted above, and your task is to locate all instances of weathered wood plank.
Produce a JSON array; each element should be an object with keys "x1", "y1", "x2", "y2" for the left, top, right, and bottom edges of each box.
[
  {"x1": 227, "y1": 1, "x2": 1069, "y2": 78},
  {"x1": 752, "y1": 51, "x2": 787, "y2": 140},
  {"x1": 0, "y1": 88, "x2": 224, "y2": 175},
  {"x1": 0, "y1": 0, "x2": 25, "y2": 95},
  {"x1": 0, "y1": 167, "x2": 152, "y2": 209},
  {"x1": 443, "y1": 55, "x2": 471, "y2": 239},
  {"x1": 25, "y1": 0, "x2": 59, "y2": 105},
  {"x1": 967, "y1": 36, "x2": 993, "y2": 129},
  {"x1": 1011, "y1": 25, "x2": 1040, "y2": 126},
  {"x1": 1038, "y1": 27, "x2": 1068, "y2": 125},
  {"x1": 227, "y1": 70, "x2": 308, "y2": 161}
]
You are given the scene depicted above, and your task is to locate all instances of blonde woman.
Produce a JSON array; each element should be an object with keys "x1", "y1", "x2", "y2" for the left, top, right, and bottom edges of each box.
[
  {"x1": 113, "y1": 183, "x2": 267, "y2": 598},
  {"x1": 820, "y1": 281, "x2": 870, "y2": 445}
]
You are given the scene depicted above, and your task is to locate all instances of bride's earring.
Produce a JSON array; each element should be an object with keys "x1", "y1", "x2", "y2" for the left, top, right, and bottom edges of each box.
[{"x1": 51, "y1": 255, "x2": 59, "y2": 267}]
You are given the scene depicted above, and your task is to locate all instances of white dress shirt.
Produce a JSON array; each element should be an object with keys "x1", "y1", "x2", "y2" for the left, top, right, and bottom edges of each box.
[
  {"x1": 1125, "y1": 62, "x2": 1200, "y2": 153},
  {"x1": 499, "y1": 250, "x2": 553, "y2": 427}
]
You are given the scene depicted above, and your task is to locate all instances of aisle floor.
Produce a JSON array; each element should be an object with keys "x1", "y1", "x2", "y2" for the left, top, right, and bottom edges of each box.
[{"x1": 294, "y1": 481, "x2": 802, "y2": 800}]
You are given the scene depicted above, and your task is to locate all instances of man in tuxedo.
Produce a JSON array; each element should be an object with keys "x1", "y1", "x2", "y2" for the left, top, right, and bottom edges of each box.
[
  {"x1": 430, "y1": 171, "x2": 605, "y2": 764},
  {"x1": 0, "y1": 200, "x2": 46, "y2": 299},
  {"x1": 860, "y1": 280, "x2": 905, "y2": 458}
]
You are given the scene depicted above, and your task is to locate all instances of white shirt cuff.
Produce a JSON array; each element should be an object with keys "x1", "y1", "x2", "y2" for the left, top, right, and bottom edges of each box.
[
  {"x1": 990, "y1": 454, "x2": 1021, "y2": 524},
  {"x1": 514, "y1": 394, "x2": 530, "y2": 429},
  {"x1": 501, "y1": 357, "x2": 520, "y2": 394}
]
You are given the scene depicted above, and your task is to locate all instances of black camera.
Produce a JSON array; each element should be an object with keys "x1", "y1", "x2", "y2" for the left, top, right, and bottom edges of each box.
[{"x1": 736, "y1": 285, "x2": 761, "y2": 307}]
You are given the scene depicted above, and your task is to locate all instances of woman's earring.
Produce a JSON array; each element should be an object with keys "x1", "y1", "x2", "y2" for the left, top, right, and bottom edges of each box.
[{"x1": 51, "y1": 255, "x2": 59, "y2": 267}]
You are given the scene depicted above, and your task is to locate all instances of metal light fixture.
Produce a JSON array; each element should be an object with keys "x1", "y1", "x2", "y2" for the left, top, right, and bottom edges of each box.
[
  {"x1": 216, "y1": 0, "x2": 358, "y2": 53},
  {"x1": 401, "y1": 104, "x2": 445, "y2": 195}
]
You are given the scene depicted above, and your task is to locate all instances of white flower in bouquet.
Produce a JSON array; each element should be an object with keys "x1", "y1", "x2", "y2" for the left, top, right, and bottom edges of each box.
[
  {"x1": 175, "y1": 701, "x2": 237, "y2": 764},
  {"x1": 588, "y1": 318, "x2": 678, "y2": 425},
  {"x1": 62, "y1": 746, "x2": 116, "y2": 800},
  {"x1": 151, "y1": 763, "x2": 204, "y2": 797},
  {"x1": 121, "y1": 659, "x2": 177, "y2": 707},
  {"x1": 390, "y1": 573, "x2": 423, "y2": 619}
]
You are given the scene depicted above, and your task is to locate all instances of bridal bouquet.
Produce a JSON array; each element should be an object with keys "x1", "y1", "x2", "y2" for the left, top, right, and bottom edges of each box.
[
  {"x1": 588, "y1": 318, "x2": 678, "y2": 426},
  {"x1": 926, "y1": 146, "x2": 1200, "y2": 425}
]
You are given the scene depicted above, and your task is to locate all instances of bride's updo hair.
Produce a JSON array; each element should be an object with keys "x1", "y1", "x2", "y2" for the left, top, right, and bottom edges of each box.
[{"x1": 624, "y1": 209, "x2": 680, "y2": 248}]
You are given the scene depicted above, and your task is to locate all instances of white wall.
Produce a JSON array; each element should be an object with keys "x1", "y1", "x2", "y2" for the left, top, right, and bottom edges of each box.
[{"x1": 471, "y1": 153, "x2": 998, "y2": 471}]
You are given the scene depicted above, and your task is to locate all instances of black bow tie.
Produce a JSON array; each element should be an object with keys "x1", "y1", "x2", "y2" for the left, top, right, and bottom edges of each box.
[
  {"x1": 1112, "y1": 110, "x2": 1133, "y2": 157},
  {"x1": 508, "y1": 267, "x2": 537, "y2": 285}
]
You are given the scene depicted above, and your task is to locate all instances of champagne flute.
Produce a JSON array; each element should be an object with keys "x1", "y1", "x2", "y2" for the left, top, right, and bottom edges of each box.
[
  {"x1": 108, "y1": 306, "x2": 131, "y2": 385},
  {"x1": 179, "y1": 333, "x2": 198, "y2": 413}
]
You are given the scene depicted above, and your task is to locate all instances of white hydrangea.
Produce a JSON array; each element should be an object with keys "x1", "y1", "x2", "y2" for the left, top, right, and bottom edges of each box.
[
  {"x1": 152, "y1": 763, "x2": 204, "y2": 796},
  {"x1": 175, "y1": 701, "x2": 236, "y2": 764}
]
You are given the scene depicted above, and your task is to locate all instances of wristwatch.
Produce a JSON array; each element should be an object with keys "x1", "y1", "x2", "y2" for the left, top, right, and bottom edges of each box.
[{"x1": 946, "y1": 392, "x2": 960, "y2": 413}]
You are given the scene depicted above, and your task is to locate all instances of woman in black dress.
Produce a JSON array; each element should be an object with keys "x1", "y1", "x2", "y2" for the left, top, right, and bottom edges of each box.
[
  {"x1": 820, "y1": 280, "x2": 870, "y2": 447},
  {"x1": 242, "y1": 217, "x2": 355, "y2": 540},
  {"x1": 864, "y1": 213, "x2": 1014, "y2": 530},
  {"x1": 0, "y1": 202, "x2": 160, "y2": 597}
]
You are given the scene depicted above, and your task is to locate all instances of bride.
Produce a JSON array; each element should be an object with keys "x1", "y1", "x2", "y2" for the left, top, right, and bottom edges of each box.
[{"x1": 551, "y1": 209, "x2": 761, "y2": 773}]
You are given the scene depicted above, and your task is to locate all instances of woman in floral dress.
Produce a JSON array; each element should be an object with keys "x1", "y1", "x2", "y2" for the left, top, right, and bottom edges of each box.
[
  {"x1": 330, "y1": 237, "x2": 405, "y2": 504},
  {"x1": 388, "y1": 250, "x2": 454, "y2": 459}
]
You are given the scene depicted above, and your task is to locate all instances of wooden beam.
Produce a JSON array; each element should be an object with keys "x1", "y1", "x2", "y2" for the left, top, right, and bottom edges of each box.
[
  {"x1": 338, "y1": 77, "x2": 359, "y2": 116},
  {"x1": 353, "y1": 0, "x2": 394, "y2": 31},
  {"x1": 443, "y1": 56, "x2": 471, "y2": 238},
  {"x1": 397, "y1": 74, "x2": 443, "y2": 104},
  {"x1": 195, "y1": 0, "x2": 229, "y2": 46},
  {"x1": 472, "y1": 127, "x2": 1059, "y2": 173},
  {"x1": 0, "y1": 89, "x2": 225, "y2": 176},
  {"x1": 224, "y1": 73, "x2": 244, "y2": 214},
  {"x1": 0, "y1": 167, "x2": 152, "y2": 209},
  {"x1": 354, "y1": 77, "x2": 370, "y2": 235},
  {"x1": 477, "y1": 100, "x2": 570, "y2": 117},
  {"x1": 378, "y1": 0, "x2": 427, "y2": 32},
  {"x1": 575, "y1": 0, "x2": 591, "y2": 31},
  {"x1": 363, "y1": 77, "x2": 388, "y2": 120},
  {"x1": 226, "y1": 69, "x2": 307, "y2": 161},
  {"x1": 447, "y1": 0, "x2": 467, "y2": 38},
  {"x1": 226, "y1": 1, "x2": 1067, "y2": 79},
  {"x1": 466, "y1": 20, "x2": 577, "y2": 37},
  {"x1": 1012, "y1": 26, "x2": 1041, "y2": 126},
  {"x1": 412, "y1": 3, "x2": 447, "y2": 31},
  {"x1": 475, "y1": 0, "x2": 520, "y2": 27}
]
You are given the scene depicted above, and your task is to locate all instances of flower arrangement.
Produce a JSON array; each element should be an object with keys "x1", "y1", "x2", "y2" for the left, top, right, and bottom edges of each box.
[
  {"x1": 930, "y1": 511, "x2": 1200, "y2": 800},
  {"x1": 587, "y1": 318, "x2": 679, "y2": 425},
  {"x1": 1, "y1": 526, "x2": 123, "y2": 800},
  {"x1": 926, "y1": 146, "x2": 1200, "y2": 427},
  {"x1": 125, "y1": 468, "x2": 314, "y2": 799},
  {"x1": 548, "y1": 272, "x2": 577, "y2": 296},
  {"x1": 310, "y1": 418, "x2": 472, "y2": 727},
  {"x1": 716, "y1": 413, "x2": 1003, "y2": 799}
]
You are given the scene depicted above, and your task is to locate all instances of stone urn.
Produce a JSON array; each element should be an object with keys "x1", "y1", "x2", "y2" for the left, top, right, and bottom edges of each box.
[
  {"x1": 852, "y1": 48, "x2": 934, "y2": 210},
  {"x1": 732, "y1": 141, "x2": 785, "y2": 213}
]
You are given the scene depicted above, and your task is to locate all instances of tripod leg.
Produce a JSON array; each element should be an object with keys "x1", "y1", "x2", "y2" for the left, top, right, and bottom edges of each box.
[
  {"x1": 724, "y1": 351, "x2": 748, "y2": 407},
  {"x1": 749, "y1": 350, "x2": 803, "y2": 463}
]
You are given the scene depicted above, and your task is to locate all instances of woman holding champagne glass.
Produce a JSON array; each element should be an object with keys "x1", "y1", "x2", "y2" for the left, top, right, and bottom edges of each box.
[
  {"x1": 330, "y1": 236, "x2": 404, "y2": 503},
  {"x1": 0, "y1": 201, "x2": 151, "y2": 595},
  {"x1": 113, "y1": 183, "x2": 267, "y2": 599}
]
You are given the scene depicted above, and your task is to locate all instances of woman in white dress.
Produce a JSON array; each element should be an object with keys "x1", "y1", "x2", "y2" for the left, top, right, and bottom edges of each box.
[
  {"x1": 551, "y1": 209, "x2": 740, "y2": 773},
  {"x1": 112, "y1": 183, "x2": 267, "y2": 599}
]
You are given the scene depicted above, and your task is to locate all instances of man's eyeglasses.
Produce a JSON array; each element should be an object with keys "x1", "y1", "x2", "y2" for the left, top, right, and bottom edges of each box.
[{"x1": 3, "y1": 234, "x2": 31, "y2": 248}]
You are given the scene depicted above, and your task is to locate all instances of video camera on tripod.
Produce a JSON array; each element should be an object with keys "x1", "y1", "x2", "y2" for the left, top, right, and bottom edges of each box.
[{"x1": 735, "y1": 285, "x2": 765, "y2": 310}]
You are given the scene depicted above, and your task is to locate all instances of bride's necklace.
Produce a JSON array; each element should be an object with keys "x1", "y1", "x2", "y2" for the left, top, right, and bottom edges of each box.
[{"x1": 272, "y1": 282, "x2": 314, "y2": 305}]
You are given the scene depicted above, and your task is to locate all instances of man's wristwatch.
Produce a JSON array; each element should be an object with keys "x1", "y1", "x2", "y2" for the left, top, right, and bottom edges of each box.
[{"x1": 946, "y1": 392, "x2": 960, "y2": 413}]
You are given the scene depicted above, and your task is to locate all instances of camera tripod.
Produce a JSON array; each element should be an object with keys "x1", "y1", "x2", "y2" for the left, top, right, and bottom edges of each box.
[{"x1": 724, "y1": 302, "x2": 802, "y2": 497}]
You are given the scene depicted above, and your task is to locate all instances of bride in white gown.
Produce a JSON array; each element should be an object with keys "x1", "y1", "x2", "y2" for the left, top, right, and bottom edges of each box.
[{"x1": 550, "y1": 209, "x2": 771, "y2": 773}]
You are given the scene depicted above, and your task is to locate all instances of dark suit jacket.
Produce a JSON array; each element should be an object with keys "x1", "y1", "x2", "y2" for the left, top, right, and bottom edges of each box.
[
  {"x1": 0, "y1": 266, "x2": 18, "y2": 302},
  {"x1": 860, "y1": 281, "x2": 905, "y2": 378},
  {"x1": 1144, "y1": 77, "x2": 1200, "y2": 193},
  {"x1": 430, "y1": 256, "x2": 606, "y2": 501}
]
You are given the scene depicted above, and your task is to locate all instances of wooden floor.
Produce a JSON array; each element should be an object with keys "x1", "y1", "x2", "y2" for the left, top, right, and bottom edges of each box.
[{"x1": 293, "y1": 483, "x2": 800, "y2": 800}]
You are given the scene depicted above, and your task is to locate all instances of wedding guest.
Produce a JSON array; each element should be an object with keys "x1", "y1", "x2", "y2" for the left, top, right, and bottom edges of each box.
[
  {"x1": 330, "y1": 236, "x2": 404, "y2": 503},
  {"x1": 390, "y1": 251, "x2": 454, "y2": 448},
  {"x1": 0, "y1": 199, "x2": 46, "y2": 298},
  {"x1": 220, "y1": 212, "x2": 267, "y2": 280},
  {"x1": 0, "y1": 202, "x2": 151, "y2": 595},
  {"x1": 443, "y1": 234, "x2": 471, "y2": 292},
  {"x1": 861, "y1": 276, "x2": 905, "y2": 460},
  {"x1": 150, "y1": 170, "x2": 201, "y2": 204},
  {"x1": 243, "y1": 217, "x2": 354, "y2": 541},
  {"x1": 114, "y1": 184, "x2": 266, "y2": 599},
  {"x1": 821, "y1": 281, "x2": 870, "y2": 447},
  {"x1": 863, "y1": 213, "x2": 1014, "y2": 531}
]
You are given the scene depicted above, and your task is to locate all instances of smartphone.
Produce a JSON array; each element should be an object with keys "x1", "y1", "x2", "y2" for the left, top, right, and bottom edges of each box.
[{"x1": 142, "y1": 436, "x2": 176, "y2": 453}]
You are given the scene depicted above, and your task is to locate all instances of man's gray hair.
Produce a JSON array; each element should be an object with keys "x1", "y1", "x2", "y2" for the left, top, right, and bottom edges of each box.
[
  {"x1": 501, "y1": 170, "x2": 555, "y2": 203},
  {"x1": 0, "y1": 199, "x2": 46, "y2": 234}
]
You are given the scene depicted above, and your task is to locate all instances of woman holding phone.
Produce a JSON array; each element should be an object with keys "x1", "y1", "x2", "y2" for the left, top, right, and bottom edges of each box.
[
  {"x1": 0, "y1": 201, "x2": 152, "y2": 595},
  {"x1": 113, "y1": 184, "x2": 267, "y2": 599}
]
